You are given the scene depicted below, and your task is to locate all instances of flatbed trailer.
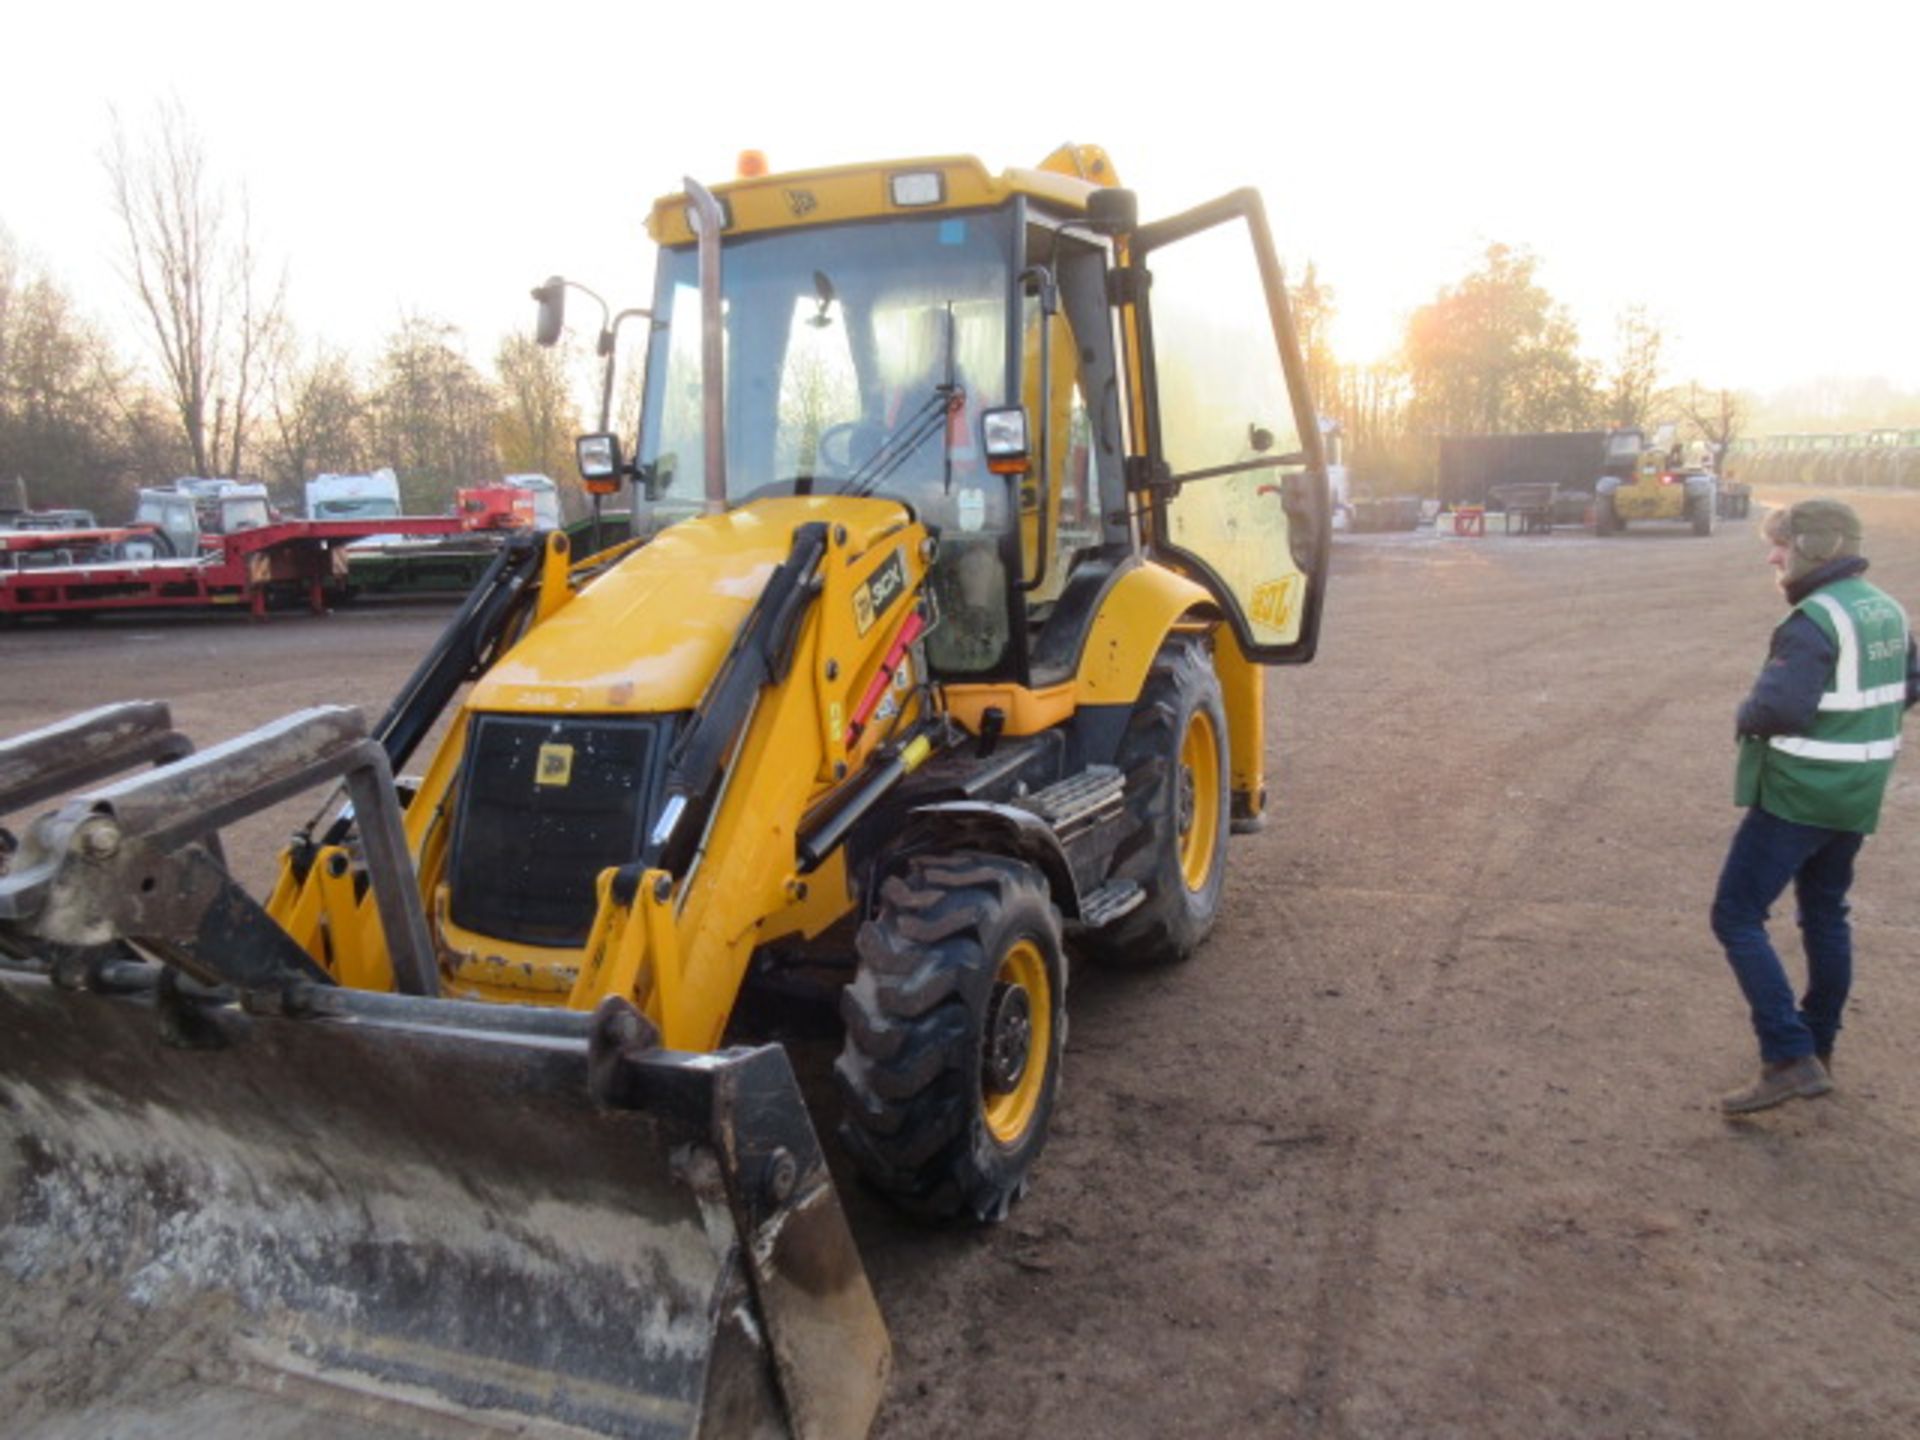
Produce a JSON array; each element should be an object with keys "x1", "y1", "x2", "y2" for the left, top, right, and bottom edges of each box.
[
  {"x1": 343, "y1": 512, "x2": 635, "y2": 596},
  {"x1": 342, "y1": 535, "x2": 511, "y2": 595},
  {"x1": 0, "y1": 516, "x2": 465, "y2": 620},
  {"x1": 0, "y1": 526, "x2": 166, "y2": 570}
]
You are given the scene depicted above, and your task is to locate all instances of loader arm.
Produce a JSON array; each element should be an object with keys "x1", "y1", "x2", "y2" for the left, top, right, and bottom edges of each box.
[
  {"x1": 0, "y1": 704, "x2": 431, "y2": 995},
  {"x1": 554, "y1": 501, "x2": 938, "y2": 1051},
  {"x1": 368, "y1": 528, "x2": 549, "y2": 770}
]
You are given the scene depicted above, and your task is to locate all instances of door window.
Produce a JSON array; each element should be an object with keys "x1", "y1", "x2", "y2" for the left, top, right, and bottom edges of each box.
[{"x1": 1135, "y1": 198, "x2": 1327, "y2": 662}]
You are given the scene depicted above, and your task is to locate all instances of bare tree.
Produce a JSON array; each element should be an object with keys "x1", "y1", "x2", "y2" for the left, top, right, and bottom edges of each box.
[
  {"x1": 105, "y1": 104, "x2": 284, "y2": 479},
  {"x1": 1604, "y1": 306, "x2": 1664, "y2": 431},
  {"x1": 1403, "y1": 243, "x2": 1596, "y2": 436},
  {"x1": 1677, "y1": 382, "x2": 1746, "y2": 466},
  {"x1": 1325, "y1": 361, "x2": 1426, "y2": 496},
  {"x1": 494, "y1": 333, "x2": 582, "y2": 483},
  {"x1": 368, "y1": 315, "x2": 499, "y2": 508},
  {"x1": 0, "y1": 225, "x2": 157, "y2": 515},
  {"x1": 1289, "y1": 263, "x2": 1340, "y2": 417},
  {"x1": 265, "y1": 340, "x2": 369, "y2": 490},
  {"x1": 0, "y1": 229, "x2": 18, "y2": 382},
  {"x1": 217, "y1": 199, "x2": 283, "y2": 476}
]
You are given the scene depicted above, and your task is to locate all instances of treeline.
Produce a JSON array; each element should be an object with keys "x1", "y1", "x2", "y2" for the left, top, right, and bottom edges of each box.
[
  {"x1": 1, "y1": 108, "x2": 586, "y2": 523},
  {"x1": 1, "y1": 234, "x2": 584, "y2": 522},
  {"x1": 1743, "y1": 377, "x2": 1920, "y2": 436},
  {"x1": 1290, "y1": 243, "x2": 1752, "y2": 498},
  {"x1": 6, "y1": 107, "x2": 1907, "y2": 519}
]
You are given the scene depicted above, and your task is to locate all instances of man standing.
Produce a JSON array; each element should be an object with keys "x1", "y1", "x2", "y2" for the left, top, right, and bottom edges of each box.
[{"x1": 1714, "y1": 499, "x2": 1918, "y2": 1114}]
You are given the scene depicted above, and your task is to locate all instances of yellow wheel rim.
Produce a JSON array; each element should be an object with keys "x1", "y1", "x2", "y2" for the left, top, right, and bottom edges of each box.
[
  {"x1": 1177, "y1": 709, "x2": 1221, "y2": 891},
  {"x1": 982, "y1": 938, "x2": 1052, "y2": 1146}
]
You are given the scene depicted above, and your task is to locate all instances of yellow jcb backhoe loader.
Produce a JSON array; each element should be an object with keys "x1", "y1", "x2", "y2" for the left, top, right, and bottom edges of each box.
[{"x1": 0, "y1": 143, "x2": 1330, "y2": 1438}]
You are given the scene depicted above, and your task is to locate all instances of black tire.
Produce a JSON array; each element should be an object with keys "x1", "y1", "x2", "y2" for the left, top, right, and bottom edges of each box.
[
  {"x1": 1692, "y1": 496, "x2": 1715, "y2": 536},
  {"x1": 836, "y1": 852, "x2": 1066, "y2": 1223},
  {"x1": 1594, "y1": 494, "x2": 1619, "y2": 536},
  {"x1": 1078, "y1": 636, "x2": 1230, "y2": 968}
]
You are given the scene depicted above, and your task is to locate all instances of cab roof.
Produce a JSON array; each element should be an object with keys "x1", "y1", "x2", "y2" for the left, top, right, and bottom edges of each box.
[{"x1": 645, "y1": 144, "x2": 1120, "y2": 247}]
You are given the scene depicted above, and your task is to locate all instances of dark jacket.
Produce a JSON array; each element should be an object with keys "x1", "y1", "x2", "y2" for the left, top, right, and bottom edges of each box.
[{"x1": 1736, "y1": 557, "x2": 1920, "y2": 738}]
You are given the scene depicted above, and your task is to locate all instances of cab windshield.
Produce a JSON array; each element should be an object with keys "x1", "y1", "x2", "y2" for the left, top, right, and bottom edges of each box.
[
  {"x1": 637, "y1": 211, "x2": 1014, "y2": 526},
  {"x1": 219, "y1": 498, "x2": 271, "y2": 532}
]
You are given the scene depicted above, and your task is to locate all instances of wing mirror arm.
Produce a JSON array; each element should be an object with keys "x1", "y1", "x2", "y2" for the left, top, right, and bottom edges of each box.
[
  {"x1": 534, "y1": 277, "x2": 655, "y2": 505},
  {"x1": 593, "y1": 307, "x2": 653, "y2": 434},
  {"x1": 1012, "y1": 267, "x2": 1058, "y2": 595}
]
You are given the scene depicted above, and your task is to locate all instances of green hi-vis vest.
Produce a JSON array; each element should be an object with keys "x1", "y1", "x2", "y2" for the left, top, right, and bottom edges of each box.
[{"x1": 1736, "y1": 576, "x2": 1910, "y2": 833}]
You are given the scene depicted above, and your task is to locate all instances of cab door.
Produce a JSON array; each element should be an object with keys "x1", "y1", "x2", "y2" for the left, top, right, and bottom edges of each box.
[{"x1": 1127, "y1": 189, "x2": 1329, "y2": 663}]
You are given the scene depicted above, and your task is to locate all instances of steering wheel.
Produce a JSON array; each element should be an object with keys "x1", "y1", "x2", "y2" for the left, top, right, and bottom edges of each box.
[{"x1": 817, "y1": 421, "x2": 887, "y2": 477}]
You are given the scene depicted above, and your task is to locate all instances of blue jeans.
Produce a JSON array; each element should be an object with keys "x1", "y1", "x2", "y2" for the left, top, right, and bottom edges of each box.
[{"x1": 1711, "y1": 806, "x2": 1864, "y2": 1063}]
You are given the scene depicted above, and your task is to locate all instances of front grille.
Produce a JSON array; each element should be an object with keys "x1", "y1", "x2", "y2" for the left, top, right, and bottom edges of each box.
[{"x1": 448, "y1": 714, "x2": 670, "y2": 947}]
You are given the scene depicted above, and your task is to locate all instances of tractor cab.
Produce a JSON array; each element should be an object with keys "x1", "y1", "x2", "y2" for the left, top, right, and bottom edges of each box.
[{"x1": 134, "y1": 481, "x2": 272, "y2": 555}]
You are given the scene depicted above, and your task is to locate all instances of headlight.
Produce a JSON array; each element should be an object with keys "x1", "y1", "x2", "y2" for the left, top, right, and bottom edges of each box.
[{"x1": 889, "y1": 171, "x2": 945, "y2": 207}]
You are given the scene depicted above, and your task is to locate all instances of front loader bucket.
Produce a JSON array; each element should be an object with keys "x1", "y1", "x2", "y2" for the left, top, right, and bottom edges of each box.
[{"x1": 0, "y1": 962, "x2": 889, "y2": 1439}]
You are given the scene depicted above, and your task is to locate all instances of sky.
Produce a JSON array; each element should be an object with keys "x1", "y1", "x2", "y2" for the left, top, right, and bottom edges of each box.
[{"x1": 4, "y1": 1, "x2": 1914, "y2": 398}]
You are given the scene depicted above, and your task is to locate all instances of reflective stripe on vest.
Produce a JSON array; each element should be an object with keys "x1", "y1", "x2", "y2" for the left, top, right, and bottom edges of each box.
[
  {"x1": 1769, "y1": 734, "x2": 1903, "y2": 762},
  {"x1": 1809, "y1": 592, "x2": 1912, "y2": 711},
  {"x1": 1767, "y1": 585, "x2": 1908, "y2": 766}
]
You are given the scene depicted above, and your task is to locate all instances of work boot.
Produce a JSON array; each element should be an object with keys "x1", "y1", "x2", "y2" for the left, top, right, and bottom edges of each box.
[{"x1": 1719, "y1": 1056, "x2": 1832, "y2": 1116}]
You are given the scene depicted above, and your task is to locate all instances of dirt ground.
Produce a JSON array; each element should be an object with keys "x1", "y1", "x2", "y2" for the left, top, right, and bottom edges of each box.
[{"x1": 3, "y1": 488, "x2": 1917, "y2": 1438}]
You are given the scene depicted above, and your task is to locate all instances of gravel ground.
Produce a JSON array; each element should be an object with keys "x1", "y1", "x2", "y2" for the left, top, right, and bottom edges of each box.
[{"x1": 3, "y1": 489, "x2": 1917, "y2": 1438}]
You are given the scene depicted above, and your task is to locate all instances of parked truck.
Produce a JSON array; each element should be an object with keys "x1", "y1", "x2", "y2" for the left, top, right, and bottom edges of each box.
[
  {"x1": 350, "y1": 476, "x2": 571, "y2": 595},
  {"x1": 503, "y1": 472, "x2": 562, "y2": 528},
  {"x1": 305, "y1": 468, "x2": 403, "y2": 522}
]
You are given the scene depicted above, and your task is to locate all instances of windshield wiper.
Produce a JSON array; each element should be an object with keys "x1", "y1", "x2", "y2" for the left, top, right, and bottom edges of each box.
[
  {"x1": 847, "y1": 303, "x2": 960, "y2": 501},
  {"x1": 845, "y1": 387, "x2": 955, "y2": 498}
]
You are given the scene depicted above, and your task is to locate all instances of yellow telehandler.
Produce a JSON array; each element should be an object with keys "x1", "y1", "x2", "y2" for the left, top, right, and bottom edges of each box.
[
  {"x1": 1594, "y1": 429, "x2": 1721, "y2": 536},
  {"x1": 0, "y1": 144, "x2": 1329, "y2": 1438}
]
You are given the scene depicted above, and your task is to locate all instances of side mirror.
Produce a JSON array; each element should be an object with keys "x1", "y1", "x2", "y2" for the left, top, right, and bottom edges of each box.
[
  {"x1": 576, "y1": 432, "x2": 626, "y2": 496},
  {"x1": 1085, "y1": 187, "x2": 1137, "y2": 237},
  {"x1": 533, "y1": 276, "x2": 567, "y2": 347}
]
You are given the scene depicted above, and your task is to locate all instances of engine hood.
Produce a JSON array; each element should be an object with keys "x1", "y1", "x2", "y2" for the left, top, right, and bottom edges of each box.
[{"x1": 470, "y1": 495, "x2": 912, "y2": 715}]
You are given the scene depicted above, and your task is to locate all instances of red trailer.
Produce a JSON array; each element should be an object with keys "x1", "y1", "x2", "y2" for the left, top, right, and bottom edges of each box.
[
  {"x1": 0, "y1": 525, "x2": 169, "y2": 571},
  {"x1": 0, "y1": 516, "x2": 465, "y2": 620}
]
